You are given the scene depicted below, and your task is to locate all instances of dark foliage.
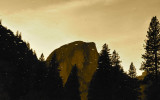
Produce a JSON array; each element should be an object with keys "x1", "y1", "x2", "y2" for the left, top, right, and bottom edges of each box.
[
  {"x1": 111, "y1": 50, "x2": 123, "y2": 72},
  {"x1": 141, "y1": 16, "x2": 160, "y2": 81},
  {"x1": 0, "y1": 23, "x2": 38, "y2": 100},
  {"x1": 88, "y1": 44, "x2": 140, "y2": 100},
  {"x1": 45, "y1": 53, "x2": 64, "y2": 100},
  {"x1": 140, "y1": 16, "x2": 160, "y2": 100},
  {"x1": 0, "y1": 23, "x2": 64, "y2": 100},
  {"x1": 64, "y1": 65, "x2": 81, "y2": 100},
  {"x1": 128, "y1": 62, "x2": 136, "y2": 78},
  {"x1": 88, "y1": 44, "x2": 113, "y2": 100},
  {"x1": 142, "y1": 74, "x2": 160, "y2": 100},
  {"x1": 142, "y1": 70, "x2": 160, "y2": 99}
]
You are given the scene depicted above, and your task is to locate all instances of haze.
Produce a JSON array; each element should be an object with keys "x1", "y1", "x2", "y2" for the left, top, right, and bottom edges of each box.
[{"x1": 1, "y1": 0, "x2": 160, "y2": 75}]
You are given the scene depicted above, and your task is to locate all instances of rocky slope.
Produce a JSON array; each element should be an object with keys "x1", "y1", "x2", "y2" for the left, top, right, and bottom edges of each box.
[{"x1": 46, "y1": 41, "x2": 99, "y2": 100}]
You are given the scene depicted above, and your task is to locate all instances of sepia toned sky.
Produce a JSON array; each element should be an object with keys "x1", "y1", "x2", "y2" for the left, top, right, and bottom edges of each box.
[{"x1": 1, "y1": 0, "x2": 160, "y2": 75}]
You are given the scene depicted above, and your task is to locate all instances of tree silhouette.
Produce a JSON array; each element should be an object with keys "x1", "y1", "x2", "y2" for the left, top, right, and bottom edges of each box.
[
  {"x1": 0, "y1": 23, "x2": 41, "y2": 100},
  {"x1": 88, "y1": 44, "x2": 140, "y2": 100},
  {"x1": 98, "y1": 43, "x2": 112, "y2": 70},
  {"x1": 141, "y1": 16, "x2": 160, "y2": 81},
  {"x1": 45, "y1": 53, "x2": 64, "y2": 100},
  {"x1": 111, "y1": 50, "x2": 123, "y2": 72},
  {"x1": 64, "y1": 65, "x2": 81, "y2": 100},
  {"x1": 88, "y1": 43, "x2": 113, "y2": 100},
  {"x1": 39, "y1": 53, "x2": 45, "y2": 62},
  {"x1": 128, "y1": 62, "x2": 136, "y2": 78}
]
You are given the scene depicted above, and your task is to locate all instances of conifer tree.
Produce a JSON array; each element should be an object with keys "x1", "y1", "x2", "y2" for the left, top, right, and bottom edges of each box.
[
  {"x1": 88, "y1": 44, "x2": 140, "y2": 100},
  {"x1": 0, "y1": 23, "x2": 41, "y2": 100},
  {"x1": 111, "y1": 50, "x2": 123, "y2": 71},
  {"x1": 129, "y1": 62, "x2": 136, "y2": 78},
  {"x1": 98, "y1": 43, "x2": 112, "y2": 70},
  {"x1": 141, "y1": 16, "x2": 160, "y2": 80},
  {"x1": 39, "y1": 53, "x2": 45, "y2": 62},
  {"x1": 88, "y1": 43, "x2": 112, "y2": 100},
  {"x1": 46, "y1": 53, "x2": 63, "y2": 100},
  {"x1": 64, "y1": 65, "x2": 81, "y2": 100}
]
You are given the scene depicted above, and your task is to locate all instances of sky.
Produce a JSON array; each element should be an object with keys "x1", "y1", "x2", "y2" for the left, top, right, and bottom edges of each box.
[{"x1": 0, "y1": 0, "x2": 160, "y2": 75}]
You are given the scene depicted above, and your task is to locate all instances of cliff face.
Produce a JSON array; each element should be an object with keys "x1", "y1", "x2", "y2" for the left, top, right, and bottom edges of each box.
[{"x1": 46, "y1": 41, "x2": 99, "y2": 100}]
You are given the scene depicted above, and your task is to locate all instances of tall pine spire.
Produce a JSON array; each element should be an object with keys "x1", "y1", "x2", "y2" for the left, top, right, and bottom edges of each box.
[
  {"x1": 98, "y1": 43, "x2": 112, "y2": 70},
  {"x1": 141, "y1": 16, "x2": 160, "y2": 81}
]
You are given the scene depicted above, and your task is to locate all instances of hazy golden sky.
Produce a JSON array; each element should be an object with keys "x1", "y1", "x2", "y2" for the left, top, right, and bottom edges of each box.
[{"x1": 1, "y1": 0, "x2": 160, "y2": 75}]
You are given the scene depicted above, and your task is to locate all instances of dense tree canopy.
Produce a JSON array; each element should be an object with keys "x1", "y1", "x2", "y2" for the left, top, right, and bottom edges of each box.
[
  {"x1": 88, "y1": 44, "x2": 140, "y2": 100},
  {"x1": 0, "y1": 23, "x2": 64, "y2": 100},
  {"x1": 0, "y1": 23, "x2": 38, "y2": 100}
]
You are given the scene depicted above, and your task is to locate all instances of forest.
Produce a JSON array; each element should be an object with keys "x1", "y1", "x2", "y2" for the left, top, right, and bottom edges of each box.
[{"x1": 0, "y1": 16, "x2": 160, "y2": 100}]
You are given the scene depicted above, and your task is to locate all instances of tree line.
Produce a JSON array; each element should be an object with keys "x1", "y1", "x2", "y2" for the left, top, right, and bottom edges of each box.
[
  {"x1": 88, "y1": 44, "x2": 140, "y2": 100},
  {"x1": 0, "y1": 22, "x2": 79, "y2": 100},
  {"x1": 0, "y1": 16, "x2": 160, "y2": 100}
]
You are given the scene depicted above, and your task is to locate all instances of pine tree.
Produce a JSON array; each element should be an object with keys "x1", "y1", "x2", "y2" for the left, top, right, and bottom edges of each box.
[
  {"x1": 129, "y1": 62, "x2": 136, "y2": 78},
  {"x1": 88, "y1": 43, "x2": 112, "y2": 100},
  {"x1": 46, "y1": 53, "x2": 63, "y2": 100},
  {"x1": 0, "y1": 23, "x2": 41, "y2": 100},
  {"x1": 98, "y1": 43, "x2": 112, "y2": 70},
  {"x1": 64, "y1": 65, "x2": 81, "y2": 100},
  {"x1": 88, "y1": 44, "x2": 140, "y2": 100},
  {"x1": 111, "y1": 50, "x2": 123, "y2": 72},
  {"x1": 141, "y1": 16, "x2": 160, "y2": 81},
  {"x1": 39, "y1": 53, "x2": 45, "y2": 62}
]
